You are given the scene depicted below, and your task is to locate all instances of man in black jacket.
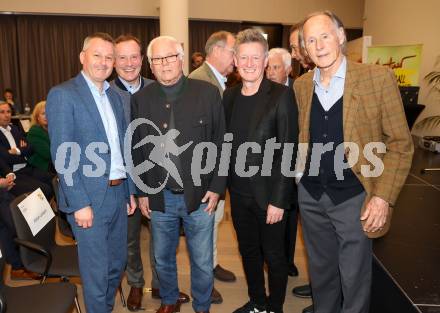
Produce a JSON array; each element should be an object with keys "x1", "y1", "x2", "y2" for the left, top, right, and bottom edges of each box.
[
  {"x1": 130, "y1": 35, "x2": 226, "y2": 313},
  {"x1": 224, "y1": 29, "x2": 298, "y2": 313},
  {"x1": 0, "y1": 102, "x2": 52, "y2": 199}
]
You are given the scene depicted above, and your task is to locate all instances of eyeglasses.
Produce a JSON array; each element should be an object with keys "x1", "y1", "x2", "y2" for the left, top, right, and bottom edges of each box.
[{"x1": 151, "y1": 54, "x2": 180, "y2": 65}]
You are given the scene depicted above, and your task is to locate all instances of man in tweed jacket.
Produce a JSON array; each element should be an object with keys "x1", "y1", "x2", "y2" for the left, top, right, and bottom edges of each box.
[{"x1": 294, "y1": 11, "x2": 413, "y2": 313}]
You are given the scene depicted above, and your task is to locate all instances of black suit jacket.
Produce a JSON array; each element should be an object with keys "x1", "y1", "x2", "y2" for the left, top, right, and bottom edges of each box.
[
  {"x1": 0, "y1": 124, "x2": 32, "y2": 172},
  {"x1": 131, "y1": 77, "x2": 227, "y2": 213},
  {"x1": 223, "y1": 78, "x2": 298, "y2": 210}
]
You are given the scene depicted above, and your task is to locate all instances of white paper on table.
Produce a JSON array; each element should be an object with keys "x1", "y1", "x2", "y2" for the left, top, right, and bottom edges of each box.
[{"x1": 17, "y1": 188, "x2": 55, "y2": 236}]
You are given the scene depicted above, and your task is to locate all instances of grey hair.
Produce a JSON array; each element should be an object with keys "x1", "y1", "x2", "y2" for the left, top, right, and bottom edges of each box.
[
  {"x1": 82, "y1": 32, "x2": 114, "y2": 51},
  {"x1": 299, "y1": 10, "x2": 347, "y2": 55},
  {"x1": 146, "y1": 36, "x2": 184, "y2": 63},
  {"x1": 234, "y1": 28, "x2": 268, "y2": 56},
  {"x1": 268, "y1": 48, "x2": 292, "y2": 70},
  {"x1": 205, "y1": 31, "x2": 234, "y2": 56}
]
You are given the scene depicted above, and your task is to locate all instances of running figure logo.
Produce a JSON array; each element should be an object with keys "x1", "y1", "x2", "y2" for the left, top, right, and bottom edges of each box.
[{"x1": 125, "y1": 118, "x2": 193, "y2": 194}]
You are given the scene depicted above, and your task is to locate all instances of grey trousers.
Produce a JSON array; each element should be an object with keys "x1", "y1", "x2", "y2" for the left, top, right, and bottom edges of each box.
[
  {"x1": 298, "y1": 183, "x2": 372, "y2": 313},
  {"x1": 127, "y1": 208, "x2": 160, "y2": 289}
]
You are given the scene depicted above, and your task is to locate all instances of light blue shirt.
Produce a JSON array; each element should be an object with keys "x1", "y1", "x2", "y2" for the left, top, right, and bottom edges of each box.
[
  {"x1": 313, "y1": 57, "x2": 347, "y2": 111},
  {"x1": 119, "y1": 76, "x2": 142, "y2": 95},
  {"x1": 206, "y1": 61, "x2": 227, "y2": 90},
  {"x1": 81, "y1": 71, "x2": 126, "y2": 180}
]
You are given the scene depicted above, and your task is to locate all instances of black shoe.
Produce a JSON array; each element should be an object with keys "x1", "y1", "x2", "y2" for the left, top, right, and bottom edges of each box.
[
  {"x1": 232, "y1": 301, "x2": 266, "y2": 313},
  {"x1": 302, "y1": 304, "x2": 314, "y2": 313},
  {"x1": 287, "y1": 264, "x2": 299, "y2": 277},
  {"x1": 292, "y1": 284, "x2": 312, "y2": 298}
]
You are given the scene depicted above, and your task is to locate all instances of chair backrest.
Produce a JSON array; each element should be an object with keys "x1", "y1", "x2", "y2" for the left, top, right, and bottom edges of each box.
[{"x1": 9, "y1": 194, "x2": 56, "y2": 268}]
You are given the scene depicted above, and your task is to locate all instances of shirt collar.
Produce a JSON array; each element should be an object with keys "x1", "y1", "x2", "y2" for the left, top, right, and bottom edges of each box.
[
  {"x1": 118, "y1": 76, "x2": 142, "y2": 94},
  {"x1": 81, "y1": 71, "x2": 110, "y2": 95},
  {"x1": 205, "y1": 61, "x2": 228, "y2": 84},
  {"x1": 0, "y1": 124, "x2": 11, "y2": 132},
  {"x1": 313, "y1": 56, "x2": 347, "y2": 86}
]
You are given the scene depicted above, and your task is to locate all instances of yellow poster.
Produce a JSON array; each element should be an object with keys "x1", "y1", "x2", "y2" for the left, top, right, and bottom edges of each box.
[{"x1": 367, "y1": 44, "x2": 422, "y2": 86}]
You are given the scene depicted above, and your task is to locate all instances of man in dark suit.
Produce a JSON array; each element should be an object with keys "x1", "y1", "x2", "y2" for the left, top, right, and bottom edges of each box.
[
  {"x1": 131, "y1": 35, "x2": 226, "y2": 313},
  {"x1": 47, "y1": 32, "x2": 136, "y2": 313},
  {"x1": 224, "y1": 29, "x2": 298, "y2": 313},
  {"x1": 266, "y1": 47, "x2": 300, "y2": 280},
  {"x1": 188, "y1": 31, "x2": 237, "y2": 301},
  {"x1": 294, "y1": 12, "x2": 413, "y2": 313},
  {"x1": 0, "y1": 101, "x2": 52, "y2": 199}
]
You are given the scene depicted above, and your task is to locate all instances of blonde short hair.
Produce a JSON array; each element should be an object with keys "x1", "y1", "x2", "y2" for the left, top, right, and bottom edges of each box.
[{"x1": 31, "y1": 101, "x2": 46, "y2": 126}]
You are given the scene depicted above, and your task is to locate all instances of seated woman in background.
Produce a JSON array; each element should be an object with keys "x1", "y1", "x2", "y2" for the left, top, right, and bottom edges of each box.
[{"x1": 27, "y1": 101, "x2": 55, "y2": 174}]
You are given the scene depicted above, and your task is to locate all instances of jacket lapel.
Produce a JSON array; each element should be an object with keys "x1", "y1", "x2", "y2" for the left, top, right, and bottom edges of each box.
[
  {"x1": 299, "y1": 74, "x2": 314, "y2": 144},
  {"x1": 107, "y1": 89, "x2": 125, "y2": 149},
  {"x1": 203, "y1": 63, "x2": 224, "y2": 96},
  {"x1": 74, "y1": 74, "x2": 108, "y2": 142},
  {"x1": 342, "y1": 61, "x2": 360, "y2": 143}
]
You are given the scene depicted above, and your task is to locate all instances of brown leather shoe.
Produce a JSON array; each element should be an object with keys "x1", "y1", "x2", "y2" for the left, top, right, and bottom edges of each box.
[
  {"x1": 10, "y1": 268, "x2": 41, "y2": 280},
  {"x1": 213, "y1": 264, "x2": 236, "y2": 282},
  {"x1": 127, "y1": 287, "x2": 143, "y2": 311},
  {"x1": 210, "y1": 287, "x2": 223, "y2": 304},
  {"x1": 156, "y1": 303, "x2": 181, "y2": 313},
  {"x1": 151, "y1": 288, "x2": 190, "y2": 304}
]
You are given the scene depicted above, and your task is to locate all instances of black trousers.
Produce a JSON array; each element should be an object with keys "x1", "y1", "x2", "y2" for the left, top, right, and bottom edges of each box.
[
  {"x1": 0, "y1": 190, "x2": 22, "y2": 269},
  {"x1": 10, "y1": 166, "x2": 53, "y2": 200},
  {"x1": 230, "y1": 192, "x2": 288, "y2": 312},
  {"x1": 285, "y1": 202, "x2": 298, "y2": 266}
]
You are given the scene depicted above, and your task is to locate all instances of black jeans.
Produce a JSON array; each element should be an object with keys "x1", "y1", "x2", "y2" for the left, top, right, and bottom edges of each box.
[
  {"x1": 11, "y1": 166, "x2": 53, "y2": 200},
  {"x1": 230, "y1": 192, "x2": 288, "y2": 312}
]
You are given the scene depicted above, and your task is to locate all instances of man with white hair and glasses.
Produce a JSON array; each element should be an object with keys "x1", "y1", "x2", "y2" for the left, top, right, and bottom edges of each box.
[{"x1": 131, "y1": 35, "x2": 226, "y2": 313}]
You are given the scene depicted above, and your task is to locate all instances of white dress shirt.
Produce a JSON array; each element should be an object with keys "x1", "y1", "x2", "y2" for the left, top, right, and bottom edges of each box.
[
  {"x1": 206, "y1": 61, "x2": 227, "y2": 91},
  {"x1": 81, "y1": 72, "x2": 126, "y2": 180},
  {"x1": 313, "y1": 57, "x2": 347, "y2": 111}
]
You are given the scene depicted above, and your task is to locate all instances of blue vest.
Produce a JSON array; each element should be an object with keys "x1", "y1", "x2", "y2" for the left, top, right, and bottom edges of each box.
[{"x1": 301, "y1": 92, "x2": 364, "y2": 205}]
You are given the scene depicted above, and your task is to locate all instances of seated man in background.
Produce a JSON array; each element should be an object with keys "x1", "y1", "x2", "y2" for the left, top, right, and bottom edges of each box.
[
  {"x1": 0, "y1": 101, "x2": 52, "y2": 199},
  {"x1": 27, "y1": 101, "x2": 55, "y2": 174},
  {"x1": 0, "y1": 158, "x2": 39, "y2": 280},
  {"x1": 3, "y1": 88, "x2": 21, "y2": 115}
]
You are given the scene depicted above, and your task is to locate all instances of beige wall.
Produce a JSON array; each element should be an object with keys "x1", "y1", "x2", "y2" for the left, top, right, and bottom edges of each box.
[
  {"x1": 363, "y1": 0, "x2": 440, "y2": 131},
  {"x1": 0, "y1": 0, "x2": 364, "y2": 27}
]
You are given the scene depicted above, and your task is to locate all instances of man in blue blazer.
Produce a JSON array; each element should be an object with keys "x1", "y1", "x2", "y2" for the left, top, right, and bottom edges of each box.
[{"x1": 46, "y1": 32, "x2": 136, "y2": 313}]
